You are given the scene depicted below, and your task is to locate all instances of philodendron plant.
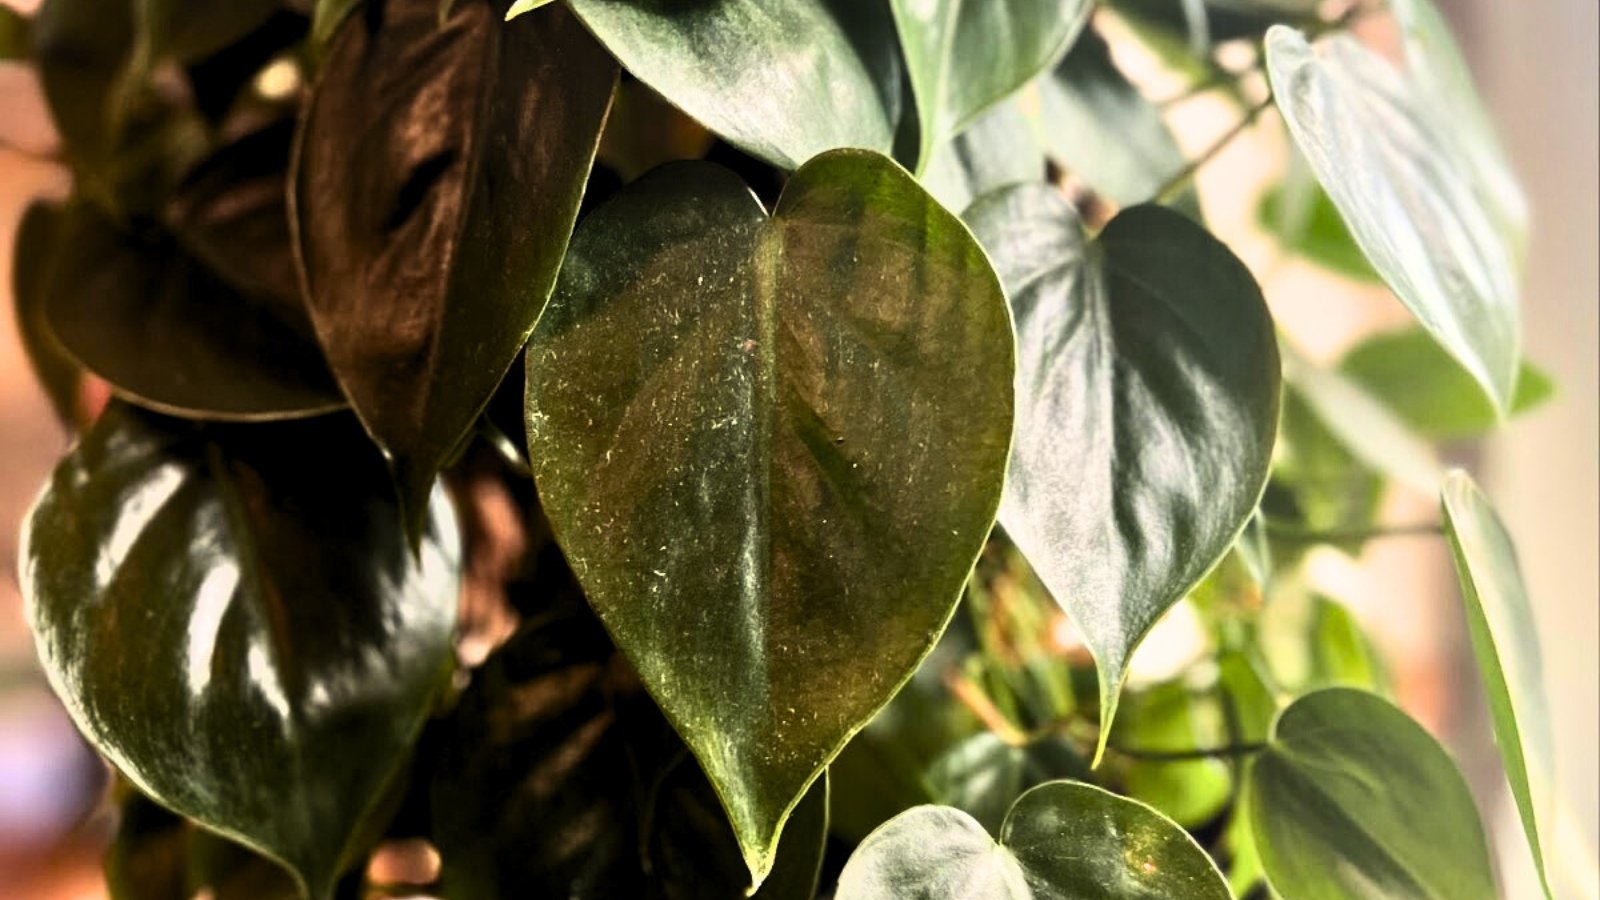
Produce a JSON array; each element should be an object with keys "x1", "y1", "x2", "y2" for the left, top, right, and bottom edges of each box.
[{"x1": 4, "y1": 0, "x2": 1567, "y2": 897}]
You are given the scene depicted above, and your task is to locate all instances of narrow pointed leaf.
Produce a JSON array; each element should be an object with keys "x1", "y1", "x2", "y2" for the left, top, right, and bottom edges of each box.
[
  {"x1": 964, "y1": 185, "x2": 1279, "y2": 756},
  {"x1": 1247, "y1": 688, "x2": 1496, "y2": 900},
  {"x1": 889, "y1": 0, "x2": 1090, "y2": 172},
  {"x1": 293, "y1": 0, "x2": 616, "y2": 527},
  {"x1": 1266, "y1": 25, "x2": 1523, "y2": 413},
  {"x1": 567, "y1": 0, "x2": 904, "y2": 171},
  {"x1": 42, "y1": 202, "x2": 345, "y2": 421},
  {"x1": 524, "y1": 150, "x2": 1013, "y2": 885},
  {"x1": 1442, "y1": 471, "x2": 1555, "y2": 898},
  {"x1": 835, "y1": 782, "x2": 1232, "y2": 899},
  {"x1": 23, "y1": 404, "x2": 461, "y2": 899}
]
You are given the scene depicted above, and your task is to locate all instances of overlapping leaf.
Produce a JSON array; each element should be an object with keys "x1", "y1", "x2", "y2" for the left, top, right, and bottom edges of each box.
[
  {"x1": 890, "y1": 0, "x2": 1090, "y2": 172},
  {"x1": 524, "y1": 150, "x2": 1013, "y2": 886},
  {"x1": 1247, "y1": 688, "x2": 1495, "y2": 900},
  {"x1": 921, "y1": 100, "x2": 1045, "y2": 213},
  {"x1": 10, "y1": 202, "x2": 83, "y2": 428},
  {"x1": 965, "y1": 185, "x2": 1279, "y2": 756},
  {"x1": 1442, "y1": 471, "x2": 1556, "y2": 898},
  {"x1": 835, "y1": 781, "x2": 1232, "y2": 899},
  {"x1": 23, "y1": 404, "x2": 462, "y2": 900},
  {"x1": 1266, "y1": 24, "x2": 1523, "y2": 413},
  {"x1": 293, "y1": 0, "x2": 616, "y2": 529}
]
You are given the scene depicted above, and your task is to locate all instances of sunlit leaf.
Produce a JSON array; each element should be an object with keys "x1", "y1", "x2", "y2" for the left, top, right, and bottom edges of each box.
[
  {"x1": 1248, "y1": 688, "x2": 1495, "y2": 900},
  {"x1": 294, "y1": 0, "x2": 616, "y2": 531},
  {"x1": 524, "y1": 150, "x2": 1013, "y2": 886},
  {"x1": 965, "y1": 185, "x2": 1279, "y2": 758},
  {"x1": 24, "y1": 404, "x2": 461, "y2": 900},
  {"x1": 1442, "y1": 471, "x2": 1555, "y2": 899}
]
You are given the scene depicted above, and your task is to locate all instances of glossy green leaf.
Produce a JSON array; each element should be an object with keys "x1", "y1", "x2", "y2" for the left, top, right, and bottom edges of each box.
[
  {"x1": 1247, "y1": 688, "x2": 1495, "y2": 900},
  {"x1": 890, "y1": 0, "x2": 1090, "y2": 172},
  {"x1": 1341, "y1": 328, "x2": 1554, "y2": 440},
  {"x1": 922, "y1": 100, "x2": 1046, "y2": 214},
  {"x1": 1442, "y1": 470, "x2": 1555, "y2": 898},
  {"x1": 23, "y1": 404, "x2": 462, "y2": 900},
  {"x1": 524, "y1": 150, "x2": 1013, "y2": 886},
  {"x1": 1038, "y1": 24, "x2": 1193, "y2": 212},
  {"x1": 836, "y1": 781, "x2": 1232, "y2": 899},
  {"x1": 42, "y1": 202, "x2": 344, "y2": 421},
  {"x1": 0, "y1": 5, "x2": 28, "y2": 59},
  {"x1": 293, "y1": 0, "x2": 616, "y2": 529},
  {"x1": 1266, "y1": 25, "x2": 1523, "y2": 413},
  {"x1": 431, "y1": 564, "x2": 827, "y2": 900},
  {"x1": 567, "y1": 0, "x2": 905, "y2": 171},
  {"x1": 10, "y1": 202, "x2": 84, "y2": 428},
  {"x1": 964, "y1": 185, "x2": 1279, "y2": 757}
]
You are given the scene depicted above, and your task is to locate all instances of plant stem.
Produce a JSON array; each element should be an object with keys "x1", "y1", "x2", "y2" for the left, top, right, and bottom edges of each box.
[
  {"x1": 1263, "y1": 521, "x2": 1443, "y2": 544},
  {"x1": 945, "y1": 671, "x2": 1029, "y2": 746},
  {"x1": 1154, "y1": 95, "x2": 1275, "y2": 205}
]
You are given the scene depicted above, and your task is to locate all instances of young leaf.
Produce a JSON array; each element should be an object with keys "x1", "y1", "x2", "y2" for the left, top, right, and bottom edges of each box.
[
  {"x1": 964, "y1": 185, "x2": 1279, "y2": 759},
  {"x1": 293, "y1": 0, "x2": 616, "y2": 530},
  {"x1": 889, "y1": 0, "x2": 1090, "y2": 172},
  {"x1": 1265, "y1": 26, "x2": 1523, "y2": 413},
  {"x1": 1247, "y1": 688, "x2": 1496, "y2": 900},
  {"x1": 1341, "y1": 328, "x2": 1554, "y2": 440},
  {"x1": 42, "y1": 202, "x2": 345, "y2": 421},
  {"x1": 430, "y1": 575, "x2": 827, "y2": 900},
  {"x1": 1442, "y1": 471, "x2": 1556, "y2": 899},
  {"x1": 567, "y1": 0, "x2": 904, "y2": 171},
  {"x1": 22, "y1": 404, "x2": 462, "y2": 900},
  {"x1": 524, "y1": 150, "x2": 1014, "y2": 887},
  {"x1": 1037, "y1": 24, "x2": 1194, "y2": 212},
  {"x1": 834, "y1": 782, "x2": 1232, "y2": 899}
]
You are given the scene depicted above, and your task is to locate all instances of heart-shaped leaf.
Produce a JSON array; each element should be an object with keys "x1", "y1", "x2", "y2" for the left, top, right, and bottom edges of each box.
[
  {"x1": 430, "y1": 562, "x2": 828, "y2": 900},
  {"x1": 23, "y1": 404, "x2": 462, "y2": 899},
  {"x1": 1247, "y1": 687, "x2": 1496, "y2": 900},
  {"x1": 1265, "y1": 25, "x2": 1523, "y2": 413},
  {"x1": 921, "y1": 100, "x2": 1046, "y2": 213},
  {"x1": 1442, "y1": 471, "x2": 1555, "y2": 898},
  {"x1": 889, "y1": 0, "x2": 1090, "y2": 172},
  {"x1": 567, "y1": 0, "x2": 905, "y2": 171},
  {"x1": 835, "y1": 781, "x2": 1232, "y2": 899},
  {"x1": 41, "y1": 202, "x2": 345, "y2": 421},
  {"x1": 964, "y1": 185, "x2": 1279, "y2": 756},
  {"x1": 1340, "y1": 328, "x2": 1553, "y2": 440},
  {"x1": 524, "y1": 149, "x2": 1013, "y2": 886},
  {"x1": 293, "y1": 0, "x2": 616, "y2": 529}
]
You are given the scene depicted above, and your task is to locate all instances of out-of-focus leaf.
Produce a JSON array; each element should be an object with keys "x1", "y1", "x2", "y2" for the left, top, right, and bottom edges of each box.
[
  {"x1": 921, "y1": 99, "x2": 1045, "y2": 214},
  {"x1": 835, "y1": 782, "x2": 1232, "y2": 899},
  {"x1": 1107, "y1": 0, "x2": 1320, "y2": 46},
  {"x1": 889, "y1": 0, "x2": 1089, "y2": 172},
  {"x1": 524, "y1": 150, "x2": 1013, "y2": 886},
  {"x1": 597, "y1": 80, "x2": 714, "y2": 183},
  {"x1": 1307, "y1": 595, "x2": 1387, "y2": 694},
  {"x1": 1112, "y1": 682, "x2": 1233, "y2": 826},
  {"x1": 1341, "y1": 328, "x2": 1554, "y2": 440},
  {"x1": 0, "y1": 5, "x2": 29, "y2": 59},
  {"x1": 1038, "y1": 24, "x2": 1196, "y2": 215},
  {"x1": 10, "y1": 202, "x2": 84, "y2": 428},
  {"x1": 43, "y1": 202, "x2": 343, "y2": 421},
  {"x1": 567, "y1": 0, "x2": 905, "y2": 170},
  {"x1": 1442, "y1": 471, "x2": 1556, "y2": 899},
  {"x1": 294, "y1": 0, "x2": 616, "y2": 531},
  {"x1": 1266, "y1": 26, "x2": 1523, "y2": 413},
  {"x1": 23, "y1": 404, "x2": 462, "y2": 900},
  {"x1": 1257, "y1": 176, "x2": 1379, "y2": 282},
  {"x1": 105, "y1": 791, "x2": 301, "y2": 900},
  {"x1": 965, "y1": 185, "x2": 1279, "y2": 757},
  {"x1": 1247, "y1": 688, "x2": 1495, "y2": 900}
]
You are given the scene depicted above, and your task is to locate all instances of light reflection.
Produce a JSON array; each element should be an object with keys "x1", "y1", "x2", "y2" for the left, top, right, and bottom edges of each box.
[
  {"x1": 94, "y1": 463, "x2": 185, "y2": 589},
  {"x1": 185, "y1": 562, "x2": 240, "y2": 697}
]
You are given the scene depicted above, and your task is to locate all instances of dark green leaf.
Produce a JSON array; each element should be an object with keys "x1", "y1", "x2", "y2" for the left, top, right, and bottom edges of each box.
[
  {"x1": 134, "y1": 0, "x2": 280, "y2": 66},
  {"x1": 921, "y1": 100, "x2": 1046, "y2": 213},
  {"x1": 293, "y1": 0, "x2": 616, "y2": 529},
  {"x1": 1341, "y1": 328, "x2": 1554, "y2": 440},
  {"x1": 1442, "y1": 471, "x2": 1555, "y2": 899},
  {"x1": 1038, "y1": 24, "x2": 1195, "y2": 213},
  {"x1": 42, "y1": 202, "x2": 344, "y2": 421},
  {"x1": 889, "y1": 0, "x2": 1090, "y2": 172},
  {"x1": 106, "y1": 790, "x2": 301, "y2": 900},
  {"x1": 431, "y1": 572, "x2": 827, "y2": 900},
  {"x1": 1266, "y1": 25, "x2": 1523, "y2": 413},
  {"x1": 1247, "y1": 688, "x2": 1495, "y2": 900},
  {"x1": 964, "y1": 186, "x2": 1279, "y2": 756},
  {"x1": 568, "y1": 0, "x2": 904, "y2": 171},
  {"x1": 0, "y1": 4, "x2": 29, "y2": 59},
  {"x1": 524, "y1": 150, "x2": 1013, "y2": 885},
  {"x1": 11, "y1": 201, "x2": 84, "y2": 428},
  {"x1": 835, "y1": 781, "x2": 1232, "y2": 898},
  {"x1": 23, "y1": 404, "x2": 462, "y2": 899}
]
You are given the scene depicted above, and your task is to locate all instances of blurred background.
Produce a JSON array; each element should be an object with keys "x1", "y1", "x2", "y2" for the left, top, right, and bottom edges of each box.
[{"x1": 0, "y1": 0, "x2": 1594, "y2": 897}]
